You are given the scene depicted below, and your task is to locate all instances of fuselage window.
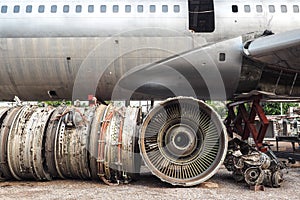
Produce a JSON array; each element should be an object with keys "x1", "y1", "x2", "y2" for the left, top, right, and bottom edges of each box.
[
  {"x1": 150, "y1": 5, "x2": 156, "y2": 13},
  {"x1": 26, "y1": 5, "x2": 32, "y2": 13},
  {"x1": 244, "y1": 5, "x2": 250, "y2": 13},
  {"x1": 232, "y1": 5, "x2": 238, "y2": 13},
  {"x1": 162, "y1": 5, "x2": 168, "y2": 12},
  {"x1": 14, "y1": 5, "x2": 20, "y2": 13},
  {"x1": 293, "y1": 5, "x2": 299, "y2": 13},
  {"x1": 88, "y1": 5, "x2": 94, "y2": 13},
  {"x1": 174, "y1": 5, "x2": 180, "y2": 13},
  {"x1": 281, "y1": 5, "x2": 287, "y2": 13},
  {"x1": 113, "y1": 5, "x2": 119, "y2": 13},
  {"x1": 101, "y1": 5, "x2": 106, "y2": 13},
  {"x1": 219, "y1": 53, "x2": 226, "y2": 62},
  {"x1": 125, "y1": 5, "x2": 131, "y2": 13},
  {"x1": 51, "y1": 5, "x2": 57, "y2": 13},
  {"x1": 269, "y1": 5, "x2": 275, "y2": 13},
  {"x1": 138, "y1": 5, "x2": 143, "y2": 13},
  {"x1": 188, "y1": 0, "x2": 215, "y2": 33},
  {"x1": 63, "y1": 5, "x2": 69, "y2": 13},
  {"x1": 38, "y1": 5, "x2": 45, "y2": 13},
  {"x1": 76, "y1": 5, "x2": 82, "y2": 13},
  {"x1": 1, "y1": 5, "x2": 8, "y2": 13},
  {"x1": 256, "y1": 5, "x2": 263, "y2": 13}
]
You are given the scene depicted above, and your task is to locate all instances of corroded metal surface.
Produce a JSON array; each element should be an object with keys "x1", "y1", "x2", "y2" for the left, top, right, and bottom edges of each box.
[
  {"x1": 0, "y1": 101, "x2": 285, "y2": 189},
  {"x1": 7, "y1": 106, "x2": 55, "y2": 180},
  {"x1": 96, "y1": 105, "x2": 141, "y2": 185},
  {"x1": 89, "y1": 104, "x2": 107, "y2": 180},
  {"x1": 54, "y1": 107, "x2": 95, "y2": 179},
  {"x1": 121, "y1": 107, "x2": 142, "y2": 181},
  {"x1": 0, "y1": 104, "x2": 142, "y2": 185},
  {"x1": 224, "y1": 138, "x2": 285, "y2": 188},
  {"x1": 45, "y1": 106, "x2": 67, "y2": 178},
  {"x1": 6, "y1": 106, "x2": 28, "y2": 180},
  {"x1": 0, "y1": 107, "x2": 13, "y2": 180},
  {"x1": 26, "y1": 107, "x2": 55, "y2": 180},
  {"x1": 224, "y1": 95, "x2": 287, "y2": 189},
  {"x1": 7, "y1": 106, "x2": 35, "y2": 180}
]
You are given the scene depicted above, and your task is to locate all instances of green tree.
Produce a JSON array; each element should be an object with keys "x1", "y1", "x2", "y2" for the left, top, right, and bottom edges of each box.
[
  {"x1": 206, "y1": 101, "x2": 227, "y2": 119},
  {"x1": 262, "y1": 102, "x2": 299, "y2": 115}
]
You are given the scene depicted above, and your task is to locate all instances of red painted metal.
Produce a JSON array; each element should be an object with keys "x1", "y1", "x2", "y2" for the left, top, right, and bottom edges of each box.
[{"x1": 225, "y1": 95, "x2": 269, "y2": 152}]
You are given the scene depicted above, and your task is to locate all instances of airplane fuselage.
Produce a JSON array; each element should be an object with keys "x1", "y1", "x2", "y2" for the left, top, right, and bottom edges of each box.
[{"x1": 0, "y1": 0, "x2": 300, "y2": 101}]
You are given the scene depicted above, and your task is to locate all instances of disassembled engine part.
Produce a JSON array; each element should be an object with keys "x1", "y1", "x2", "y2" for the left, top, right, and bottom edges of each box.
[
  {"x1": 224, "y1": 138, "x2": 285, "y2": 188},
  {"x1": 89, "y1": 104, "x2": 107, "y2": 180},
  {"x1": 0, "y1": 107, "x2": 14, "y2": 180},
  {"x1": 121, "y1": 106, "x2": 142, "y2": 181},
  {"x1": 6, "y1": 106, "x2": 30, "y2": 179},
  {"x1": 96, "y1": 105, "x2": 141, "y2": 185},
  {"x1": 45, "y1": 106, "x2": 68, "y2": 178},
  {"x1": 54, "y1": 106, "x2": 95, "y2": 179},
  {"x1": 7, "y1": 106, "x2": 55, "y2": 180},
  {"x1": 0, "y1": 100, "x2": 288, "y2": 189},
  {"x1": 0, "y1": 103, "x2": 142, "y2": 185},
  {"x1": 139, "y1": 97, "x2": 228, "y2": 186}
]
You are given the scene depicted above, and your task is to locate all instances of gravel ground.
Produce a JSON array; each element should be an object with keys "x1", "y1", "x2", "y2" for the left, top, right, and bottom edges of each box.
[{"x1": 0, "y1": 166, "x2": 299, "y2": 200}]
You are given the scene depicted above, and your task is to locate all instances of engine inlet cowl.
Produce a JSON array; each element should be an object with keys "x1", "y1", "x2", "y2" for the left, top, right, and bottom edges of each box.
[{"x1": 139, "y1": 97, "x2": 228, "y2": 186}]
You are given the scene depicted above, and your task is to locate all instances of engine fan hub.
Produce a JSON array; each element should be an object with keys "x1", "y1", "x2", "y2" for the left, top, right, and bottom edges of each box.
[{"x1": 162, "y1": 123, "x2": 201, "y2": 161}]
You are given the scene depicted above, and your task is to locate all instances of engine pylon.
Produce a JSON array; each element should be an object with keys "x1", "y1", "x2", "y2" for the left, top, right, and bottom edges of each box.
[{"x1": 139, "y1": 97, "x2": 228, "y2": 186}]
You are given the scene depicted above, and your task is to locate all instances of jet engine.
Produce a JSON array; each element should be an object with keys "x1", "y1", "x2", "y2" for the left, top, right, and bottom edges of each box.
[
  {"x1": 0, "y1": 97, "x2": 232, "y2": 187},
  {"x1": 0, "y1": 104, "x2": 142, "y2": 184},
  {"x1": 139, "y1": 97, "x2": 228, "y2": 186}
]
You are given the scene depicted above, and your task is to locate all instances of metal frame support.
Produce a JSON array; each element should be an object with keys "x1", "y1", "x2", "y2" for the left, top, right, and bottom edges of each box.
[{"x1": 225, "y1": 95, "x2": 269, "y2": 152}]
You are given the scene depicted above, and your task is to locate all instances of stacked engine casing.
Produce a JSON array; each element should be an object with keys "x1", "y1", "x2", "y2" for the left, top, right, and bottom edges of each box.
[
  {"x1": 0, "y1": 97, "x2": 229, "y2": 187},
  {"x1": 0, "y1": 104, "x2": 141, "y2": 184}
]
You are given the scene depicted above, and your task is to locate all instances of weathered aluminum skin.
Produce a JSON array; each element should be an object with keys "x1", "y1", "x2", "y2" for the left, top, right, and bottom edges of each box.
[{"x1": 0, "y1": 0, "x2": 300, "y2": 101}]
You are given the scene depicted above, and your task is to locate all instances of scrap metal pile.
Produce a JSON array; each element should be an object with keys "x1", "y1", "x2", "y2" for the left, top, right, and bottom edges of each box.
[
  {"x1": 224, "y1": 138, "x2": 285, "y2": 188},
  {"x1": 0, "y1": 97, "x2": 229, "y2": 187},
  {"x1": 0, "y1": 97, "x2": 286, "y2": 188},
  {"x1": 0, "y1": 104, "x2": 141, "y2": 184}
]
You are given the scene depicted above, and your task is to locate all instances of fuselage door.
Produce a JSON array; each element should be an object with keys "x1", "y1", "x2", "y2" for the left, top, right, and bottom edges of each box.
[{"x1": 188, "y1": 0, "x2": 215, "y2": 32}]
